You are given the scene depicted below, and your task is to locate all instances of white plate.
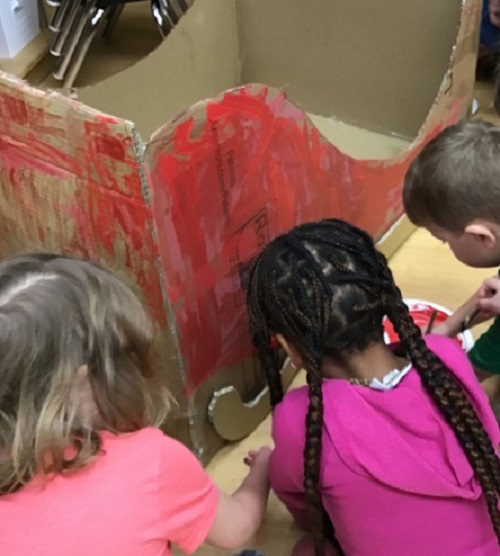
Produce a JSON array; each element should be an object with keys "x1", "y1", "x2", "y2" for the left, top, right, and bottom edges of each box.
[{"x1": 383, "y1": 298, "x2": 474, "y2": 352}]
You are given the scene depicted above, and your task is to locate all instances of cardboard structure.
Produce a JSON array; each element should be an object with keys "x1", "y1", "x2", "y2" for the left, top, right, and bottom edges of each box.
[{"x1": 0, "y1": 0, "x2": 481, "y2": 461}]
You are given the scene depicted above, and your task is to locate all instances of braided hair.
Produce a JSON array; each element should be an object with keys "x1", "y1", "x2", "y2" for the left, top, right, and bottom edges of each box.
[{"x1": 246, "y1": 218, "x2": 500, "y2": 556}]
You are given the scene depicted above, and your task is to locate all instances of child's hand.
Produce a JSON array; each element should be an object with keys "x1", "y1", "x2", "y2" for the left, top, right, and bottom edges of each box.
[
  {"x1": 205, "y1": 447, "x2": 272, "y2": 549},
  {"x1": 243, "y1": 447, "x2": 272, "y2": 468},
  {"x1": 207, "y1": 445, "x2": 272, "y2": 550},
  {"x1": 476, "y1": 277, "x2": 500, "y2": 317}
]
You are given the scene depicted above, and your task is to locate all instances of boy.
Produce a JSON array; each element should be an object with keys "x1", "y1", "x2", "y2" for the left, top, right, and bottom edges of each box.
[{"x1": 403, "y1": 119, "x2": 500, "y2": 401}]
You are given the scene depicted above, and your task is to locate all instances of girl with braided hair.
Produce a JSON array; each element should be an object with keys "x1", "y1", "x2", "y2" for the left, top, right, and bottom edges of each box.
[{"x1": 247, "y1": 219, "x2": 500, "y2": 556}]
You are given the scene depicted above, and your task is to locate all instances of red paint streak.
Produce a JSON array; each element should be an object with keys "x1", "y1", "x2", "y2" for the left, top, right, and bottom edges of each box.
[
  {"x1": 0, "y1": 77, "x2": 466, "y2": 399},
  {"x1": 0, "y1": 94, "x2": 28, "y2": 125},
  {"x1": 84, "y1": 121, "x2": 134, "y2": 161},
  {"x1": 85, "y1": 127, "x2": 127, "y2": 162},
  {"x1": 0, "y1": 135, "x2": 77, "y2": 178},
  {"x1": 0, "y1": 87, "x2": 166, "y2": 332},
  {"x1": 83, "y1": 121, "x2": 143, "y2": 197},
  {"x1": 148, "y1": 86, "x2": 463, "y2": 394}
]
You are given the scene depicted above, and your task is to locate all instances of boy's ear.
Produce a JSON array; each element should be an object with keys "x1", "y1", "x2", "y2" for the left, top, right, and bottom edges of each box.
[{"x1": 464, "y1": 222, "x2": 497, "y2": 246}]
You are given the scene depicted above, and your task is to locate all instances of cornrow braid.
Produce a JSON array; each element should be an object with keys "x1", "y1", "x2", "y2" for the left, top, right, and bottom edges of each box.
[
  {"x1": 247, "y1": 218, "x2": 500, "y2": 556},
  {"x1": 285, "y1": 267, "x2": 338, "y2": 556}
]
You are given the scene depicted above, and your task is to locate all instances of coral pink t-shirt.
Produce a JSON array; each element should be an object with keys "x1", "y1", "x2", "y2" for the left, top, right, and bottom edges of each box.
[
  {"x1": 270, "y1": 335, "x2": 500, "y2": 555},
  {"x1": 0, "y1": 428, "x2": 219, "y2": 555}
]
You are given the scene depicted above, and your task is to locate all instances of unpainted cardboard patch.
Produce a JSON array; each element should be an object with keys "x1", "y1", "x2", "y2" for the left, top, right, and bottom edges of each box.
[{"x1": 208, "y1": 361, "x2": 297, "y2": 442}]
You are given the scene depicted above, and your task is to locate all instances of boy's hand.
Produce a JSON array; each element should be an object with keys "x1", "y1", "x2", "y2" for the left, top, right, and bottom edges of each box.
[{"x1": 476, "y1": 277, "x2": 500, "y2": 317}]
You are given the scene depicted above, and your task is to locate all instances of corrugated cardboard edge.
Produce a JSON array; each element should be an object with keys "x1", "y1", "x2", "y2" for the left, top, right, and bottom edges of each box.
[{"x1": 128, "y1": 127, "x2": 199, "y2": 453}]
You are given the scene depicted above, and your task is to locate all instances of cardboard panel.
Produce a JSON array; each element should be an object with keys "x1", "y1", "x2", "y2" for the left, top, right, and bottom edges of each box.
[
  {"x1": 78, "y1": 0, "x2": 239, "y2": 138},
  {"x1": 0, "y1": 0, "x2": 482, "y2": 460},
  {"x1": 236, "y1": 0, "x2": 462, "y2": 138},
  {"x1": 0, "y1": 72, "x2": 190, "y2": 444},
  {"x1": 145, "y1": 85, "x2": 461, "y2": 397}
]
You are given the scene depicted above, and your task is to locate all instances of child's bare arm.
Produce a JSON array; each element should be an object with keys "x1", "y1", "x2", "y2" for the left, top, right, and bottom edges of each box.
[
  {"x1": 429, "y1": 292, "x2": 492, "y2": 337},
  {"x1": 205, "y1": 447, "x2": 271, "y2": 551},
  {"x1": 431, "y1": 276, "x2": 499, "y2": 337}
]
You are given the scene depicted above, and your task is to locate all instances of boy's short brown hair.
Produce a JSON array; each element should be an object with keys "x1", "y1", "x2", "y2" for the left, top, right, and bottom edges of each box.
[{"x1": 403, "y1": 119, "x2": 500, "y2": 232}]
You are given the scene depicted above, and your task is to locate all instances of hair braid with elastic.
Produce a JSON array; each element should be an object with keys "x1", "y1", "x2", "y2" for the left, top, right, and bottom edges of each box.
[
  {"x1": 247, "y1": 218, "x2": 500, "y2": 554},
  {"x1": 376, "y1": 258, "x2": 500, "y2": 542},
  {"x1": 248, "y1": 235, "x2": 345, "y2": 556}
]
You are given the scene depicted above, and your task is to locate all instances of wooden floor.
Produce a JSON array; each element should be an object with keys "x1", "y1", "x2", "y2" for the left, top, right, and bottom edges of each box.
[{"x1": 189, "y1": 85, "x2": 500, "y2": 555}]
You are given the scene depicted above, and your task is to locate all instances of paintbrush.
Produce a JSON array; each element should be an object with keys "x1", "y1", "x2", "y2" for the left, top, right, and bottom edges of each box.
[
  {"x1": 461, "y1": 307, "x2": 481, "y2": 332},
  {"x1": 425, "y1": 309, "x2": 439, "y2": 334}
]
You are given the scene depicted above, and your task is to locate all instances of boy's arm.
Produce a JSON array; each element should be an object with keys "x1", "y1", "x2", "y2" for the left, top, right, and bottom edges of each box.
[
  {"x1": 430, "y1": 294, "x2": 491, "y2": 337},
  {"x1": 433, "y1": 309, "x2": 500, "y2": 401},
  {"x1": 431, "y1": 276, "x2": 500, "y2": 337}
]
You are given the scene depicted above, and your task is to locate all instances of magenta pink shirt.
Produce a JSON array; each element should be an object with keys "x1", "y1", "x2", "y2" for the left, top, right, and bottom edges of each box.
[
  {"x1": 270, "y1": 335, "x2": 500, "y2": 555},
  {"x1": 0, "y1": 428, "x2": 219, "y2": 555}
]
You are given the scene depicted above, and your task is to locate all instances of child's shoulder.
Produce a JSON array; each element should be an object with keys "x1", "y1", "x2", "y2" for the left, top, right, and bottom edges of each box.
[
  {"x1": 99, "y1": 428, "x2": 207, "y2": 486},
  {"x1": 101, "y1": 427, "x2": 188, "y2": 460},
  {"x1": 102, "y1": 426, "x2": 164, "y2": 444}
]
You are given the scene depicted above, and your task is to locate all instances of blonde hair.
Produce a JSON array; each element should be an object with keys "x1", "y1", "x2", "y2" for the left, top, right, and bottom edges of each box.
[{"x1": 0, "y1": 253, "x2": 172, "y2": 494}]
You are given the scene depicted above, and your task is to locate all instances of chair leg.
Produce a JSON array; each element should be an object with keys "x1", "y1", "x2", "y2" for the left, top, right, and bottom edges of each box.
[
  {"x1": 151, "y1": 0, "x2": 172, "y2": 37},
  {"x1": 38, "y1": 0, "x2": 49, "y2": 28},
  {"x1": 63, "y1": 6, "x2": 108, "y2": 88},
  {"x1": 159, "y1": 0, "x2": 179, "y2": 25},
  {"x1": 53, "y1": 0, "x2": 98, "y2": 81},
  {"x1": 48, "y1": 0, "x2": 73, "y2": 33},
  {"x1": 101, "y1": 4, "x2": 125, "y2": 39},
  {"x1": 50, "y1": 0, "x2": 82, "y2": 56}
]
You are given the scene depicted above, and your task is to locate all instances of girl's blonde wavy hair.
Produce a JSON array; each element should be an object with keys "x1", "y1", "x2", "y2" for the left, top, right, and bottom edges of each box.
[{"x1": 0, "y1": 253, "x2": 172, "y2": 494}]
